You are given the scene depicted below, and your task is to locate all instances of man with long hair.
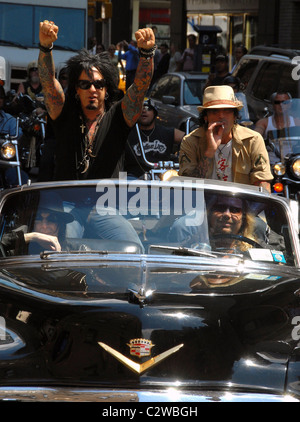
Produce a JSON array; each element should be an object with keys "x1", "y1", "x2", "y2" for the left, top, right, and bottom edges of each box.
[
  {"x1": 38, "y1": 20, "x2": 155, "y2": 181},
  {"x1": 179, "y1": 85, "x2": 273, "y2": 192}
]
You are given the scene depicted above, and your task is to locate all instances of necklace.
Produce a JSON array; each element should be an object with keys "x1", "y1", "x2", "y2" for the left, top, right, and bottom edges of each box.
[
  {"x1": 78, "y1": 112, "x2": 105, "y2": 174},
  {"x1": 217, "y1": 142, "x2": 230, "y2": 158},
  {"x1": 140, "y1": 126, "x2": 156, "y2": 143}
]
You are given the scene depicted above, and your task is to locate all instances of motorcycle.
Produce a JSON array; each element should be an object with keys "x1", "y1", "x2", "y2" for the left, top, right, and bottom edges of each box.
[
  {"x1": 135, "y1": 123, "x2": 179, "y2": 181},
  {"x1": 0, "y1": 118, "x2": 23, "y2": 188},
  {"x1": 265, "y1": 99, "x2": 300, "y2": 201},
  {"x1": 15, "y1": 93, "x2": 46, "y2": 172}
]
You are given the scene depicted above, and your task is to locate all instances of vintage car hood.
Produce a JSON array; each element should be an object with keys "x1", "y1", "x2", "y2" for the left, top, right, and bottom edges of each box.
[{"x1": 0, "y1": 255, "x2": 300, "y2": 399}]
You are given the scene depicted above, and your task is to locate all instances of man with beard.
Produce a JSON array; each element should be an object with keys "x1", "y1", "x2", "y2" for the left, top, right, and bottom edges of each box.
[
  {"x1": 17, "y1": 61, "x2": 43, "y2": 100},
  {"x1": 38, "y1": 20, "x2": 156, "y2": 181},
  {"x1": 125, "y1": 99, "x2": 184, "y2": 178}
]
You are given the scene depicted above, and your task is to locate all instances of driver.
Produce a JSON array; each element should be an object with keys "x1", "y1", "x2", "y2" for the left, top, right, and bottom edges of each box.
[
  {"x1": 168, "y1": 194, "x2": 285, "y2": 254},
  {"x1": 208, "y1": 196, "x2": 256, "y2": 253}
]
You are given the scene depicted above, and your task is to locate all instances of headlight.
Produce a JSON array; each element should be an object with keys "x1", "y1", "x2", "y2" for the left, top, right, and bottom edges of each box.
[
  {"x1": 291, "y1": 157, "x2": 300, "y2": 179},
  {"x1": 0, "y1": 141, "x2": 16, "y2": 159},
  {"x1": 273, "y1": 162, "x2": 286, "y2": 176},
  {"x1": 160, "y1": 169, "x2": 178, "y2": 181}
]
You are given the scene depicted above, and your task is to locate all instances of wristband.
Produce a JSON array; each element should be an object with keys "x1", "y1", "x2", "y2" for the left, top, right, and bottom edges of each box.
[
  {"x1": 139, "y1": 45, "x2": 157, "y2": 59},
  {"x1": 39, "y1": 43, "x2": 53, "y2": 53}
]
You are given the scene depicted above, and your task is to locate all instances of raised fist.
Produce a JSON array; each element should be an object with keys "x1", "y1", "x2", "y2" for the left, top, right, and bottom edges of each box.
[{"x1": 39, "y1": 20, "x2": 59, "y2": 48}]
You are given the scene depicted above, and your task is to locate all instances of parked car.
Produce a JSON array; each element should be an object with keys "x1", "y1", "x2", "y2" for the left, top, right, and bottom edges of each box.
[
  {"x1": 233, "y1": 46, "x2": 300, "y2": 123},
  {"x1": 0, "y1": 178, "x2": 299, "y2": 402},
  {"x1": 148, "y1": 72, "x2": 207, "y2": 132},
  {"x1": 149, "y1": 72, "x2": 252, "y2": 133}
]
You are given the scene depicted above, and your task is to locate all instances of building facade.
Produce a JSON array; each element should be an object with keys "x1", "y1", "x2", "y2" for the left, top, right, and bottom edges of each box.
[{"x1": 89, "y1": 1, "x2": 300, "y2": 55}]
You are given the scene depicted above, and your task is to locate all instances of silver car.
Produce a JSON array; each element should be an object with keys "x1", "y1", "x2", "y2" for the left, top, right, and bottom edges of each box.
[{"x1": 148, "y1": 72, "x2": 207, "y2": 131}]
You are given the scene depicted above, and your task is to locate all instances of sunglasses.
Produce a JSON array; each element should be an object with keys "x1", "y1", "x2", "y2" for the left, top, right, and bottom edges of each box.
[
  {"x1": 142, "y1": 105, "x2": 154, "y2": 111},
  {"x1": 212, "y1": 204, "x2": 243, "y2": 215},
  {"x1": 274, "y1": 100, "x2": 290, "y2": 105},
  {"x1": 29, "y1": 67, "x2": 38, "y2": 72},
  {"x1": 77, "y1": 79, "x2": 106, "y2": 90},
  {"x1": 35, "y1": 212, "x2": 59, "y2": 224}
]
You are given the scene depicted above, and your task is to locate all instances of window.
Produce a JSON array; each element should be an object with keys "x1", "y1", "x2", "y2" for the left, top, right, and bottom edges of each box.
[
  {"x1": 235, "y1": 59, "x2": 259, "y2": 90},
  {"x1": 150, "y1": 76, "x2": 171, "y2": 101},
  {"x1": 166, "y1": 76, "x2": 181, "y2": 104},
  {"x1": 0, "y1": 3, "x2": 85, "y2": 50},
  {"x1": 251, "y1": 62, "x2": 282, "y2": 101},
  {"x1": 184, "y1": 79, "x2": 204, "y2": 105},
  {"x1": 278, "y1": 65, "x2": 300, "y2": 99}
]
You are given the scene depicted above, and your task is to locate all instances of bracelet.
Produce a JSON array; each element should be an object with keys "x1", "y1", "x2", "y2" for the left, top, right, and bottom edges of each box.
[
  {"x1": 39, "y1": 43, "x2": 53, "y2": 53},
  {"x1": 139, "y1": 45, "x2": 157, "y2": 59}
]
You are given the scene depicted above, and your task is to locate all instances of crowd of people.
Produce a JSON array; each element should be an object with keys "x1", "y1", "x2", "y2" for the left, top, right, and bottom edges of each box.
[
  {"x1": 0, "y1": 22, "x2": 294, "y2": 258},
  {"x1": 0, "y1": 22, "x2": 292, "y2": 195}
]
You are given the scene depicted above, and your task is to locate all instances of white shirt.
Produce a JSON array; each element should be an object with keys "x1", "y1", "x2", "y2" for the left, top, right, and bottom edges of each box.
[{"x1": 212, "y1": 141, "x2": 233, "y2": 182}]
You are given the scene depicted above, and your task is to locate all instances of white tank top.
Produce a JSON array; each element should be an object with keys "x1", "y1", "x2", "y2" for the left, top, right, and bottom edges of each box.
[{"x1": 266, "y1": 116, "x2": 296, "y2": 133}]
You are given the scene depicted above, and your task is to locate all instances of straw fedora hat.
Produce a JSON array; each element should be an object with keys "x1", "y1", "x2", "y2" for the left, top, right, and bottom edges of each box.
[{"x1": 198, "y1": 85, "x2": 243, "y2": 112}]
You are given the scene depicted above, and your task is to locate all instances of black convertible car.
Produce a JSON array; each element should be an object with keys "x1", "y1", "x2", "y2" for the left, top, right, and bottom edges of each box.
[{"x1": 0, "y1": 177, "x2": 299, "y2": 402}]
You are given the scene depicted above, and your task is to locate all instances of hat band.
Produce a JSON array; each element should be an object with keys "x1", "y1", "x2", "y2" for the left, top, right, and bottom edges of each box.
[{"x1": 203, "y1": 99, "x2": 238, "y2": 108}]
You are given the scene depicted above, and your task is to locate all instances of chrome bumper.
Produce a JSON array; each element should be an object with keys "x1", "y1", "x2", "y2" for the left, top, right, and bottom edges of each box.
[{"x1": 0, "y1": 387, "x2": 298, "y2": 402}]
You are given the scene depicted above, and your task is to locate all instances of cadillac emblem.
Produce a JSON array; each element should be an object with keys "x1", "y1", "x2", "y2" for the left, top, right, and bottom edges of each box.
[
  {"x1": 98, "y1": 339, "x2": 184, "y2": 375},
  {"x1": 128, "y1": 338, "x2": 154, "y2": 358}
]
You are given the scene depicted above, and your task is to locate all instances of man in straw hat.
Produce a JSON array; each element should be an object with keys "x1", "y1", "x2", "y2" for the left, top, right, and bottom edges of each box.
[{"x1": 179, "y1": 85, "x2": 273, "y2": 192}]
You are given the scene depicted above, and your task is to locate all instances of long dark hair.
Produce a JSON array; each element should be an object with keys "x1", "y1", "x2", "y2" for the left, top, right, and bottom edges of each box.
[
  {"x1": 65, "y1": 49, "x2": 120, "y2": 110},
  {"x1": 198, "y1": 108, "x2": 241, "y2": 128}
]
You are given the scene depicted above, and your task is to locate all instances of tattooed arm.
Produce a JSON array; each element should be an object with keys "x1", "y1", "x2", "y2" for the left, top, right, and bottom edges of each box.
[
  {"x1": 122, "y1": 28, "x2": 155, "y2": 127},
  {"x1": 38, "y1": 20, "x2": 65, "y2": 120}
]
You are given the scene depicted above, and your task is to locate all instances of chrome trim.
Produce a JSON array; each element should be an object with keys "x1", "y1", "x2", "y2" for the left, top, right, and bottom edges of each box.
[{"x1": 0, "y1": 387, "x2": 298, "y2": 402}]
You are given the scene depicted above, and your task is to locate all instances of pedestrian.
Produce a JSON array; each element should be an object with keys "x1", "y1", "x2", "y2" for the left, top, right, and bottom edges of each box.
[
  {"x1": 204, "y1": 55, "x2": 231, "y2": 89},
  {"x1": 118, "y1": 39, "x2": 140, "y2": 90},
  {"x1": 231, "y1": 44, "x2": 248, "y2": 73},
  {"x1": 168, "y1": 43, "x2": 182, "y2": 73},
  {"x1": 179, "y1": 34, "x2": 197, "y2": 71},
  {"x1": 125, "y1": 98, "x2": 184, "y2": 178},
  {"x1": 179, "y1": 85, "x2": 273, "y2": 192},
  {"x1": 96, "y1": 44, "x2": 105, "y2": 54},
  {"x1": 88, "y1": 36, "x2": 97, "y2": 55},
  {"x1": 107, "y1": 44, "x2": 118, "y2": 67},
  {"x1": 38, "y1": 20, "x2": 155, "y2": 181},
  {"x1": 153, "y1": 43, "x2": 170, "y2": 81}
]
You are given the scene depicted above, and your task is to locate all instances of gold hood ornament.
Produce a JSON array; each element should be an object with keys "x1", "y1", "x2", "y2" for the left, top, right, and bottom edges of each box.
[{"x1": 98, "y1": 339, "x2": 184, "y2": 375}]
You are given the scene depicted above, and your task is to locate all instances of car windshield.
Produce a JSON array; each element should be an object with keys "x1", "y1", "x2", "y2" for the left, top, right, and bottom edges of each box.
[
  {"x1": 183, "y1": 79, "x2": 204, "y2": 105},
  {"x1": 0, "y1": 180, "x2": 296, "y2": 266}
]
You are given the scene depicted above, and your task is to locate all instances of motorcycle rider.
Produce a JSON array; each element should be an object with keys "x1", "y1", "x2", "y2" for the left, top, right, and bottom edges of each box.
[
  {"x1": 0, "y1": 86, "x2": 22, "y2": 138},
  {"x1": 125, "y1": 99, "x2": 184, "y2": 178},
  {"x1": 38, "y1": 20, "x2": 155, "y2": 181},
  {"x1": 0, "y1": 85, "x2": 27, "y2": 186},
  {"x1": 254, "y1": 91, "x2": 300, "y2": 138}
]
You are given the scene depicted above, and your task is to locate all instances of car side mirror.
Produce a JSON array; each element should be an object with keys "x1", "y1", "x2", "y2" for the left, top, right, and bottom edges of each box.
[{"x1": 162, "y1": 95, "x2": 176, "y2": 105}]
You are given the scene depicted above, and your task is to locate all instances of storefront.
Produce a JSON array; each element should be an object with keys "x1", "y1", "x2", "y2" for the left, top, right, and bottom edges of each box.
[{"x1": 186, "y1": 0, "x2": 259, "y2": 70}]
